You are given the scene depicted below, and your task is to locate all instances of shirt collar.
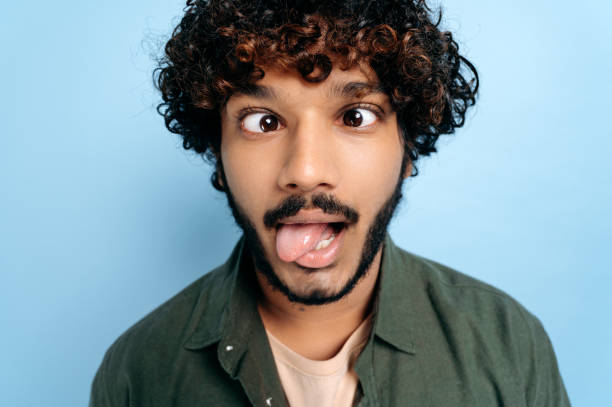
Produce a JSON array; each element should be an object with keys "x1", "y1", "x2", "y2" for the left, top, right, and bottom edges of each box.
[
  {"x1": 183, "y1": 236, "x2": 249, "y2": 352},
  {"x1": 371, "y1": 234, "x2": 422, "y2": 354},
  {"x1": 184, "y1": 237, "x2": 288, "y2": 403}
]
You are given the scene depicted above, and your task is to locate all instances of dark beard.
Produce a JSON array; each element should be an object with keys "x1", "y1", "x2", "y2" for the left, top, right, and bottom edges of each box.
[{"x1": 220, "y1": 156, "x2": 407, "y2": 305}]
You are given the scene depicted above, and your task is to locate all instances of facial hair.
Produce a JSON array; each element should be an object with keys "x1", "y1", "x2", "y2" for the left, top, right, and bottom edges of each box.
[{"x1": 220, "y1": 155, "x2": 407, "y2": 305}]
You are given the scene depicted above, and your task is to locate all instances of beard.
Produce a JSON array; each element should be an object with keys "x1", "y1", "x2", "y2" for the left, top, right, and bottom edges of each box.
[{"x1": 220, "y1": 156, "x2": 408, "y2": 306}]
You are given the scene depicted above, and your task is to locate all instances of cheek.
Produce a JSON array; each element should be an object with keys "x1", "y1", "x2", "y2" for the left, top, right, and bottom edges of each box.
[
  {"x1": 340, "y1": 140, "x2": 403, "y2": 212},
  {"x1": 221, "y1": 137, "x2": 279, "y2": 217}
]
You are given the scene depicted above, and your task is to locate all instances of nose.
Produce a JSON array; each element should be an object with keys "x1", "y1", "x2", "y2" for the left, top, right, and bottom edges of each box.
[{"x1": 277, "y1": 117, "x2": 340, "y2": 193}]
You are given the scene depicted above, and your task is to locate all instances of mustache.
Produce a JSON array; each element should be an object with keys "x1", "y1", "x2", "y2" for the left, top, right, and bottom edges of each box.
[{"x1": 263, "y1": 194, "x2": 360, "y2": 229}]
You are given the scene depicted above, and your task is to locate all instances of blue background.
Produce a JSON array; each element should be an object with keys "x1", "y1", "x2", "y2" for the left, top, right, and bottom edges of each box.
[{"x1": 2, "y1": 0, "x2": 610, "y2": 405}]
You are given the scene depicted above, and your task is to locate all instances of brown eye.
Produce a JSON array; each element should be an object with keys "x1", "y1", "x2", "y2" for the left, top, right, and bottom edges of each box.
[
  {"x1": 260, "y1": 115, "x2": 279, "y2": 132},
  {"x1": 341, "y1": 108, "x2": 377, "y2": 128},
  {"x1": 343, "y1": 109, "x2": 363, "y2": 127},
  {"x1": 242, "y1": 112, "x2": 282, "y2": 133}
]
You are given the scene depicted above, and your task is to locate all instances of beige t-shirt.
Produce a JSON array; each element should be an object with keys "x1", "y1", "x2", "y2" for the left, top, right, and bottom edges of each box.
[{"x1": 265, "y1": 316, "x2": 372, "y2": 407}]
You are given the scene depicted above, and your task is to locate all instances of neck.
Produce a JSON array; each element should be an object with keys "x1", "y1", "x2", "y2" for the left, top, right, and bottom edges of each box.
[{"x1": 255, "y1": 248, "x2": 382, "y2": 360}]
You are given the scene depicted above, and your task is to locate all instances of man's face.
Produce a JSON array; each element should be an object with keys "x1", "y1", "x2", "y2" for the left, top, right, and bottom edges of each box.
[{"x1": 220, "y1": 65, "x2": 407, "y2": 305}]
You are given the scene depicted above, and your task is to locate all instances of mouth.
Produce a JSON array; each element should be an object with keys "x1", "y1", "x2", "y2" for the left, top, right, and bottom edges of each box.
[{"x1": 275, "y1": 221, "x2": 349, "y2": 269}]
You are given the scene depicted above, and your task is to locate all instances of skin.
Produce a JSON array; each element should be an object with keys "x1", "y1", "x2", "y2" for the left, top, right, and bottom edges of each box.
[{"x1": 220, "y1": 64, "x2": 410, "y2": 360}]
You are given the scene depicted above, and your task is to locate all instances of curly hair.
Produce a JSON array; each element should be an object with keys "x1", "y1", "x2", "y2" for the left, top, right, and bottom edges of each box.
[{"x1": 155, "y1": 0, "x2": 478, "y2": 191}]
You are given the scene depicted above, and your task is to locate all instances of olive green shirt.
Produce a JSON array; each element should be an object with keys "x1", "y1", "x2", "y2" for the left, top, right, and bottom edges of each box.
[{"x1": 90, "y1": 235, "x2": 570, "y2": 406}]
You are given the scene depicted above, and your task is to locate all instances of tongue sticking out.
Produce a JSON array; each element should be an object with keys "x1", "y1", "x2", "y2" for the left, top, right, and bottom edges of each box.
[{"x1": 276, "y1": 223, "x2": 333, "y2": 262}]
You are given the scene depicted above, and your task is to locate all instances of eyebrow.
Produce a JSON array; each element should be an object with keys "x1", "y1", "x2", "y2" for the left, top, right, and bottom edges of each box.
[
  {"x1": 233, "y1": 81, "x2": 386, "y2": 100},
  {"x1": 234, "y1": 84, "x2": 279, "y2": 99},
  {"x1": 328, "y1": 81, "x2": 386, "y2": 99}
]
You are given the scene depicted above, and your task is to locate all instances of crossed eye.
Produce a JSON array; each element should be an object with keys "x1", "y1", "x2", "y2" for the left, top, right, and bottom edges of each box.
[
  {"x1": 241, "y1": 108, "x2": 378, "y2": 134},
  {"x1": 342, "y1": 108, "x2": 376, "y2": 127},
  {"x1": 242, "y1": 113, "x2": 281, "y2": 133}
]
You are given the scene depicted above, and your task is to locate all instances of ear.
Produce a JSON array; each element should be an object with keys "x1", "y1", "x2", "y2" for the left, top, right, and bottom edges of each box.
[
  {"x1": 215, "y1": 160, "x2": 226, "y2": 189},
  {"x1": 403, "y1": 160, "x2": 413, "y2": 179},
  {"x1": 212, "y1": 148, "x2": 226, "y2": 189},
  {"x1": 215, "y1": 168, "x2": 225, "y2": 188}
]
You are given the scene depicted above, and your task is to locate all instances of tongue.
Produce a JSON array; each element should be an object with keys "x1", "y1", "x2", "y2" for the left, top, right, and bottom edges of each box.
[{"x1": 276, "y1": 223, "x2": 329, "y2": 262}]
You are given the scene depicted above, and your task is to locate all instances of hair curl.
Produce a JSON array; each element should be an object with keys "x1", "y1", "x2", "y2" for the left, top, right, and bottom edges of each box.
[{"x1": 155, "y1": 0, "x2": 479, "y2": 191}]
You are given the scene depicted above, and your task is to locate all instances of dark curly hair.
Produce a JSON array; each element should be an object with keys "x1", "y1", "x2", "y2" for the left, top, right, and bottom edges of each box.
[{"x1": 155, "y1": 0, "x2": 478, "y2": 191}]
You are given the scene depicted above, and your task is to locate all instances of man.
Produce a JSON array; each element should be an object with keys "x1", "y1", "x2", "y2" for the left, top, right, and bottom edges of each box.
[{"x1": 91, "y1": 0, "x2": 570, "y2": 405}]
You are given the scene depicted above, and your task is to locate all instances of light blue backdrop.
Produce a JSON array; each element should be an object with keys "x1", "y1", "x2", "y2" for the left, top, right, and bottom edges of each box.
[{"x1": 2, "y1": 0, "x2": 610, "y2": 405}]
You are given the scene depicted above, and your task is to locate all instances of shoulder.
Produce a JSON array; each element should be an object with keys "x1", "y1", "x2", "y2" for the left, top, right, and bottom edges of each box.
[
  {"x1": 397, "y1": 246, "x2": 540, "y2": 333},
  {"x1": 389, "y1": 244, "x2": 569, "y2": 405},
  {"x1": 110, "y1": 263, "x2": 231, "y2": 357},
  {"x1": 90, "y1": 264, "x2": 232, "y2": 404}
]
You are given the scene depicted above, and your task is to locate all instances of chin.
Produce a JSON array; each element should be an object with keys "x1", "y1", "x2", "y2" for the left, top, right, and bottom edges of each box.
[{"x1": 269, "y1": 256, "x2": 362, "y2": 304}]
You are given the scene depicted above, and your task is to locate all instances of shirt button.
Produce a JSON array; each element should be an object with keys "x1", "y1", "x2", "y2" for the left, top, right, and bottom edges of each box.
[
  {"x1": 265, "y1": 397, "x2": 272, "y2": 406},
  {"x1": 225, "y1": 345, "x2": 233, "y2": 351}
]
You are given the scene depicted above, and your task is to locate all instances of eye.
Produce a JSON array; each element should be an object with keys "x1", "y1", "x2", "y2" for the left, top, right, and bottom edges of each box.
[
  {"x1": 342, "y1": 108, "x2": 377, "y2": 127},
  {"x1": 241, "y1": 112, "x2": 281, "y2": 133}
]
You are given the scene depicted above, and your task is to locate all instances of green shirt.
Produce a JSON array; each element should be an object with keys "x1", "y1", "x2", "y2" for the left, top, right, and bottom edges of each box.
[{"x1": 90, "y1": 235, "x2": 570, "y2": 406}]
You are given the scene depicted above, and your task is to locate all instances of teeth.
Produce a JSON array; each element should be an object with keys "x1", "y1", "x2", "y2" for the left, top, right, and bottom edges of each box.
[{"x1": 314, "y1": 233, "x2": 336, "y2": 251}]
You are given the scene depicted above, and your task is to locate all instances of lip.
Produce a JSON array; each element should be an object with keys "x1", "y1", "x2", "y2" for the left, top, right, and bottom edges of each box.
[
  {"x1": 276, "y1": 209, "x2": 349, "y2": 227},
  {"x1": 293, "y1": 223, "x2": 347, "y2": 269}
]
